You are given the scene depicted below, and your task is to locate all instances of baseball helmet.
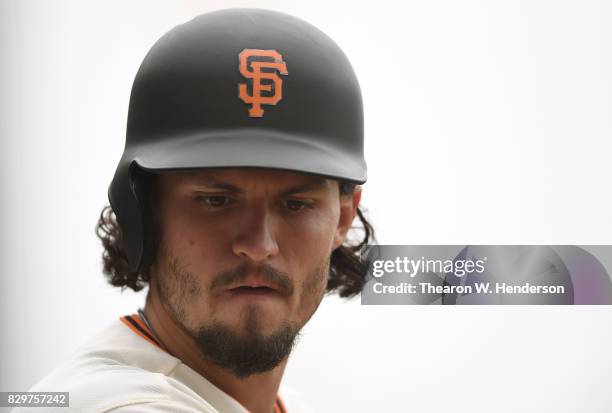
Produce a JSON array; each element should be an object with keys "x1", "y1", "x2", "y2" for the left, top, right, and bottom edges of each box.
[{"x1": 108, "y1": 8, "x2": 367, "y2": 273}]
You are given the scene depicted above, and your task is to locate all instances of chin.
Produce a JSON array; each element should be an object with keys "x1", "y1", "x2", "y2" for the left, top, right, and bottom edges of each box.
[{"x1": 229, "y1": 311, "x2": 288, "y2": 335}]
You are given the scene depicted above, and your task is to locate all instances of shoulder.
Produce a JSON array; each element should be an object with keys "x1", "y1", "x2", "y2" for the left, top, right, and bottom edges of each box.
[
  {"x1": 15, "y1": 319, "x2": 219, "y2": 413},
  {"x1": 20, "y1": 357, "x2": 219, "y2": 413}
]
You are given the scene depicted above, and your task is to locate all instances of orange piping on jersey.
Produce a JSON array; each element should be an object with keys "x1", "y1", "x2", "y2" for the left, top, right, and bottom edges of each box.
[
  {"x1": 132, "y1": 314, "x2": 157, "y2": 339},
  {"x1": 120, "y1": 314, "x2": 167, "y2": 352}
]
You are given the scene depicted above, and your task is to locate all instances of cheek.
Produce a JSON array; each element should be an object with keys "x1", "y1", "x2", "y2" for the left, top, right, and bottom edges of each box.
[
  {"x1": 297, "y1": 257, "x2": 330, "y2": 315},
  {"x1": 161, "y1": 201, "x2": 225, "y2": 259},
  {"x1": 308, "y1": 260, "x2": 329, "y2": 293},
  {"x1": 280, "y1": 209, "x2": 339, "y2": 252},
  {"x1": 156, "y1": 210, "x2": 222, "y2": 307},
  {"x1": 277, "y1": 211, "x2": 338, "y2": 291}
]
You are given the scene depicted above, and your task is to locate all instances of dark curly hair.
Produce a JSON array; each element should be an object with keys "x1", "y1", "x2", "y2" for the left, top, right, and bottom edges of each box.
[{"x1": 96, "y1": 173, "x2": 375, "y2": 298}]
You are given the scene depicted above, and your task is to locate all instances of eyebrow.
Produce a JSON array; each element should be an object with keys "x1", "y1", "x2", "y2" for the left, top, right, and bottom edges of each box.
[{"x1": 188, "y1": 178, "x2": 329, "y2": 196}]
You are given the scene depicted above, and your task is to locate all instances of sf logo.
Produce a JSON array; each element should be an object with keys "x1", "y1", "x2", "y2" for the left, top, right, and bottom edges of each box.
[{"x1": 238, "y1": 49, "x2": 288, "y2": 118}]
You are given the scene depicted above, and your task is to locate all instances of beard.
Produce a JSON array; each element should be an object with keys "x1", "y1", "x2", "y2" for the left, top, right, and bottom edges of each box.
[
  {"x1": 194, "y1": 306, "x2": 299, "y2": 378},
  {"x1": 152, "y1": 243, "x2": 329, "y2": 378}
]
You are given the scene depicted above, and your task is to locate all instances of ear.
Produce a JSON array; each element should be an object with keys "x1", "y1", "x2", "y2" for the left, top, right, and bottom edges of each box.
[{"x1": 331, "y1": 186, "x2": 363, "y2": 251}]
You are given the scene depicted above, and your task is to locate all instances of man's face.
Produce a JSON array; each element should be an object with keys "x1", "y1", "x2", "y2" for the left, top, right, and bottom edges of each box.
[{"x1": 149, "y1": 168, "x2": 360, "y2": 377}]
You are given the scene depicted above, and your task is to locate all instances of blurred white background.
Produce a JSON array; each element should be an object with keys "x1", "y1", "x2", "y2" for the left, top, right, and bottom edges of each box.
[{"x1": 1, "y1": 1, "x2": 611, "y2": 412}]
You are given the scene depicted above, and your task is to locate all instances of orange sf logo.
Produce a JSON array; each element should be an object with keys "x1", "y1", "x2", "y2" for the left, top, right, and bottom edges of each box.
[{"x1": 238, "y1": 49, "x2": 288, "y2": 118}]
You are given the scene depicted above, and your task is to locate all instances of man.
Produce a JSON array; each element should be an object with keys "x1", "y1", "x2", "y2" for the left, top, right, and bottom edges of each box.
[{"x1": 14, "y1": 8, "x2": 373, "y2": 413}]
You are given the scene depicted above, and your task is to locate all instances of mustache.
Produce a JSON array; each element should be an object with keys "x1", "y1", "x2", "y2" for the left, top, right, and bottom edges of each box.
[{"x1": 210, "y1": 262, "x2": 294, "y2": 296}]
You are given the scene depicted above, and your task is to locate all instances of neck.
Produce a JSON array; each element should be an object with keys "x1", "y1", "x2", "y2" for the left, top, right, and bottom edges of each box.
[{"x1": 142, "y1": 288, "x2": 287, "y2": 413}]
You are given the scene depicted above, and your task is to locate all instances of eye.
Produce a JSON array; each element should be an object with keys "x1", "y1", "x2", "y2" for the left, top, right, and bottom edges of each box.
[
  {"x1": 285, "y1": 199, "x2": 311, "y2": 212},
  {"x1": 195, "y1": 195, "x2": 231, "y2": 207}
]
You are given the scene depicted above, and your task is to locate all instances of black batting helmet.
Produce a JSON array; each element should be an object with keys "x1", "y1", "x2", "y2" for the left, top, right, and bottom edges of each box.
[{"x1": 108, "y1": 8, "x2": 367, "y2": 273}]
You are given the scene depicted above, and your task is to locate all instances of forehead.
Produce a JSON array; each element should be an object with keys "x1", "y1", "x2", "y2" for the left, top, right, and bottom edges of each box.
[{"x1": 158, "y1": 167, "x2": 334, "y2": 192}]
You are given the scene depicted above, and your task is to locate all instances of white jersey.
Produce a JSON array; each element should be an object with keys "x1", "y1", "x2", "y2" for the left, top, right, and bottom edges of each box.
[{"x1": 11, "y1": 312, "x2": 313, "y2": 413}]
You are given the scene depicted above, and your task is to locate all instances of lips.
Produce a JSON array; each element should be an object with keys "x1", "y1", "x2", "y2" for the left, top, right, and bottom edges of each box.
[
  {"x1": 229, "y1": 286, "x2": 278, "y2": 295},
  {"x1": 226, "y1": 277, "x2": 280, "y2": 294}
]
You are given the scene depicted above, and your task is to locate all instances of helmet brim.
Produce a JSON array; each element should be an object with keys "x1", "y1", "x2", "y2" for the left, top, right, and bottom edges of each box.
[{"x1": 130, "y1": 128, "x2": 367, "y2": 184}]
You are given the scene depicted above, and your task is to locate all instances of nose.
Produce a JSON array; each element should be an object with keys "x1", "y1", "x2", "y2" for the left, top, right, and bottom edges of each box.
[{"x1": 231, "y1": 203, "x2": 279, "y2": 261}]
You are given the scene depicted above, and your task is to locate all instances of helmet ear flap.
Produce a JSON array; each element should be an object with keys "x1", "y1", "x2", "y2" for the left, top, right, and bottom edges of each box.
[
  {"x1": 130, "y1": 165, "x2": 157, "y2": 276},
  {"x1": 108, "y1": 160, "x2": 154, "y2": 275}
]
